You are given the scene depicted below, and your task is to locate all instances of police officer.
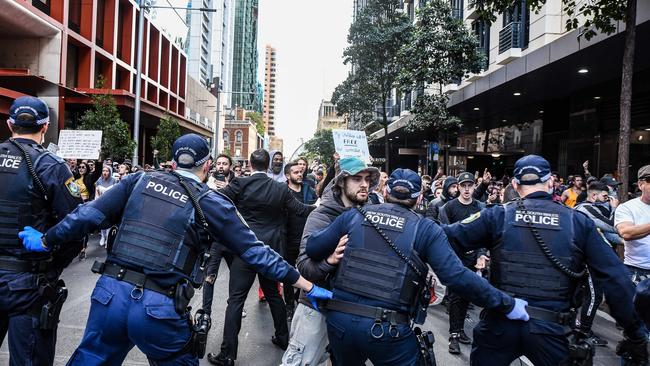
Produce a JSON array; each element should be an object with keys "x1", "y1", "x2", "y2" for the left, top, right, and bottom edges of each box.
[
  {"x1": 305, "y1": 168, "x2": 529, "y2": 365},
  {"x1": 18, "y1": 134, "x2": 332, "y2": 365},
  {"x1": 0, "y1": 96, "x2": 84, "y2": 365},
  {"x1": 442, "y1": 155, "x2": 649, "y2": 366}
]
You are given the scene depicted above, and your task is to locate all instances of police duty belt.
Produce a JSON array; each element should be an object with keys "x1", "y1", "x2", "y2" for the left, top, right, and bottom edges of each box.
[{"x1": 92, "y1": 261, "x2": 176, "y2": 298}]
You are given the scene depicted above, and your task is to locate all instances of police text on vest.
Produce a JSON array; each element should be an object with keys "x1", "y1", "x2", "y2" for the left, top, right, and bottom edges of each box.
[{"x1": 145, "y1": 181, "x2": 188, "y2": 204}]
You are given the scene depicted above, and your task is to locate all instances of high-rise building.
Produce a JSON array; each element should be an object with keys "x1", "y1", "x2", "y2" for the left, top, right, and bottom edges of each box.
[
  {"x1": 211, "y1": 0, "x2": 235, "y2": 105},
  {"x1": 263, "y1": 45, "x2": 277, "y2": 136},
  {"x1": 231, "y1": 0, "x2": 259, "y2": 110},
  {"x1": 317, "y1": 100, "x2": 347, "y2": 131},
  {"x1": 185, "y1": 0, "x2": 215, "y2": 86}
]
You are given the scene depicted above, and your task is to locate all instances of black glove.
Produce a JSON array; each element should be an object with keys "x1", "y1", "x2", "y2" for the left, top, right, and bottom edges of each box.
[{"x1": 616, "y1": 336, "x2": 649, "y2": 366}]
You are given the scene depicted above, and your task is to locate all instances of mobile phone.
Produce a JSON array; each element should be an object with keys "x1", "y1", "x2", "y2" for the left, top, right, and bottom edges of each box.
[{"x1": 216, "y1": 174, "x2": 226, "y2": 182}]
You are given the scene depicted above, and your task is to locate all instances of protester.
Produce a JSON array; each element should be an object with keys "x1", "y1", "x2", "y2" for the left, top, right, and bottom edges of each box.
[
  {"x1": 615, "y1": 164, "x2": 650, "y2": 285},
  {"x1": 426, "y1": 175, "x2": 459, "y2": 220},
  {"x1": 282, "y1": 156, "x2": 379, "y2": 366},
  {"x1": 283, "y1": 162, "x2": 318, "y2": 320},
  {"x1": 94, "y1": 165, "x2": 117, "y2": 247},
  {"x1": 210, "y1": 149, "x2": 314, "y2": 365},
  {"x1": 438, "y1": 172, "x2": 488, "y2": 355},
  {"x1": 208, "y1": 154, "x2": 235, "y2": 190},
  {"x1": 561, "y1": 174, "x2": 583, "y2": 208},
  {"x1": 268, "y1": 150, "x2": 287, "y2": 183}
]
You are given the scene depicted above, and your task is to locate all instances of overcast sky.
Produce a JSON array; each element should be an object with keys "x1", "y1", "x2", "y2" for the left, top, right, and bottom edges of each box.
[
  {"x1": 155, "y1": 0, "x2": 353, "y2": 157},
  {"x1": 257, "y1": 0, "x2": 353, "y2": 157}
]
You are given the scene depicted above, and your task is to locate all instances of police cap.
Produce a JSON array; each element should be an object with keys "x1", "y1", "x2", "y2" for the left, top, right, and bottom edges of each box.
[
  {"x1": 8, "y1": 96, "x2": 50, "y2": 127},
  {"x1": 172, "y1": 134, "x2": 212, "y2": 169},
  {"x1": 513, "y1": 155, "x2": 552, "y2": 185},
  {"x1": 387, "y1": 168, "x2": 421, "y2": 199}
]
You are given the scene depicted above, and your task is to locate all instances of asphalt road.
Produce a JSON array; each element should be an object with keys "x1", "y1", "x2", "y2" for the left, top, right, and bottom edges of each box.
[{"x1": 0, "y1": 236, "x2": 631, "y2": 365}]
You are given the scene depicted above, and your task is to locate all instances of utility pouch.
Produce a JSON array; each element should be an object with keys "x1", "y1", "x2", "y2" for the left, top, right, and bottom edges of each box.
[
  {"x1": 189, "y1": 309, "x2": 211, "y2": 358},
  {"x1": 39, "y1": 279, "x2": 68, "y2": 330},
  {"x1": 174, "y1": 280, "x2": 195, "y2": 315},
  {"x1": 415, "y1": 326, "x2": 437, "y2": 366},
  {"x1": 412, "y1": 276, "x2": 432, "y2": 325},
  {"x1": 561, "y1": 336, "x2": 595, "y2": 366}
]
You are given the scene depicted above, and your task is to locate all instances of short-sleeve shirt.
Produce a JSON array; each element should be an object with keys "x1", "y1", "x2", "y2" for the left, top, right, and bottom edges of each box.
[{"x1": 615, "y1": 197, "x2": 650, "y2": 269}]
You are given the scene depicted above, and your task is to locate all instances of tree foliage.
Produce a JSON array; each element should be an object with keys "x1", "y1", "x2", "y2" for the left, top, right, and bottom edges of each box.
[
  {"x1": 78, "y1": 76, "x2": 136, "y2": 161},
  {"x1": 332, "y1": 0, "x2": 413, "y2": 171},
  {"x1": 150, "y1": 114, "x2": 182, "y2": 162},
  {"x1": 398, "y1": 0, "x2": 485, "y2": 132},
  {"x1": 303, "y1": 129, "x2": 335, "y2": 167},
  {"x1": 247, "y1": 111, "x2": 265, "y2": 135}
]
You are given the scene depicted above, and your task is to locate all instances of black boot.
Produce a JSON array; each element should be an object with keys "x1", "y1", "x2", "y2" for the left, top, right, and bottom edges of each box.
[
  {"x1": 458, "y1": 330, "x2": 471, "y2": 344},
  {"x1": 448, "y1": 334, "x2": 461, "y2": 355},
  {"x1": 207, "y1": 353, "x2": 235, "y2": 366}
]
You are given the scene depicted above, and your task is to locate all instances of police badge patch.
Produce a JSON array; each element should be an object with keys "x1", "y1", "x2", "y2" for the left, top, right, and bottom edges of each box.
[{"x1": 65, "y1": 177, "x2": 81, "y2": 198}]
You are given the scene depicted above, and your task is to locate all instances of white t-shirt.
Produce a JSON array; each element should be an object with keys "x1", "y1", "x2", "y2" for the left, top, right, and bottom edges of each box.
[{"x1": 615, "y1": 197, "x2": 650, "y2": 269}]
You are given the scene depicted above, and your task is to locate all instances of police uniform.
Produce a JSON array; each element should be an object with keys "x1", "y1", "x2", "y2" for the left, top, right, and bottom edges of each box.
[
  {"x1": 18, "y1": 134, "x2": 331, "y2": 365},
  {"x1": 442, "y1": 155, "x2": 648, "y2": 366},
  {"x1": 0, "y1": 97, "x2": 83, "y2": 365},
  {"x1": 305, "y1": 169, "x2": 525, "y2": 366}
]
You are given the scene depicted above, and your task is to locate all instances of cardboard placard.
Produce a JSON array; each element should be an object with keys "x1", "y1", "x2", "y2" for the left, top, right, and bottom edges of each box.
[
  {"x1": 57, "y1": 130, "x2": 103, "y2": 160},
  {"x1": 332, "y1": 129, "x2": 371, "y2": 164}
]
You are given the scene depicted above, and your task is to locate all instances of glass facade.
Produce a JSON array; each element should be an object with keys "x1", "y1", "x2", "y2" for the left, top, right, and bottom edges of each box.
[{"x1": 231, "y1": 0, "x2": 259, "y2": 109}]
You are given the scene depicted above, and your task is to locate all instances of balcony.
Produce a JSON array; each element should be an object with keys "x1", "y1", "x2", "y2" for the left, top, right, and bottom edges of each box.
[{"x1": 497, "y1": 21, "x2": 524, "y2": 65}]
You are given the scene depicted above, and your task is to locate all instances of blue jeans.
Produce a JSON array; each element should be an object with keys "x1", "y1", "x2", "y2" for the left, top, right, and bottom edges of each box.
[
  {"x1": 326, "y1": 309, "x2": 419, "y2": 366},
  {"x1": 67, "y1": 275, "x2": 197, "y2": 366}
]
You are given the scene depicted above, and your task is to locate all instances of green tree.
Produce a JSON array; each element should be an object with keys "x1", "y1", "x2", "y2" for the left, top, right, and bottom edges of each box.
[
  {"x1": 332, "y1": 0, "x2": 413, "y2": 172},
  {"x1": 150, "y1": 114, "x2": 182, "y2": 162},
  {"x1": 471, "y1": 0, "x2": 638, "y2": 200},
  {"x1": 78, "y1": 76, "x2": 136, "y2": 161},
  {"x1": 398, "y1": 0, "x2": 485, "y2": 133},
  {"x1": 247, "y1": 111, "x2": 265, "y2": 135},
  {"x1": 303, "y1": 129, "x2": 335, "y2": 167}
]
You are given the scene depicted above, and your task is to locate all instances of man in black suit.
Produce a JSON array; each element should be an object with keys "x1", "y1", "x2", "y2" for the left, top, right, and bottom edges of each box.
[{"x1": 208, "y1": 149, "x2": 315, "y2": 366}]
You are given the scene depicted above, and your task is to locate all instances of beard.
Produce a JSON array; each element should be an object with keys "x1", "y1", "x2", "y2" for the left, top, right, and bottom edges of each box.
[
  {"x1": 290, "y1": 177, "x2": 302, "y2": 185},
  {"x1": 345, "y1": 187, "x2": 368, "y2": 204},
  {"x1": 272, "y1": 163, "x2": 283, "y2": 174}
]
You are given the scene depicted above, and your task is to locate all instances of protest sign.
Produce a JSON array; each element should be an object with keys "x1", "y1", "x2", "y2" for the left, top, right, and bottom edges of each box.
[
  {"x1": 57, "y1": 130, "x2": 103, "y2": 160},
  {"x1": 332, "y1": 129, "x2": 371, "y2": 164}
]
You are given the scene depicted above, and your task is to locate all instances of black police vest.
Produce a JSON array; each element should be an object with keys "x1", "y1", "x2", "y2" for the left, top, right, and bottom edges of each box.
[
  {"x1": 491, "y1": 199, "x2": 580, "y2": 304},
  {"x1": 333, "y1": 203, "x2": 428, "y2": 311},
  {"x1": 109, "y1": 171, "x2": 210, "y2": 286},
  {"x1": 0, "y1": 140, "x2": 53, "y2": 261}
]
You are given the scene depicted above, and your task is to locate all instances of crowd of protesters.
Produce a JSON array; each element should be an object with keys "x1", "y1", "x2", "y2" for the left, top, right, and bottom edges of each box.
[{"x1": 65, "y1": 147, "x2": 649, "y2": 365}]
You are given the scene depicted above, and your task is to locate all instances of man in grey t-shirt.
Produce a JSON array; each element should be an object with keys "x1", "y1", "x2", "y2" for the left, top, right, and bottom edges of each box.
[{"x1": 615, "y1": 164, "x2": 650, "y2": 283}]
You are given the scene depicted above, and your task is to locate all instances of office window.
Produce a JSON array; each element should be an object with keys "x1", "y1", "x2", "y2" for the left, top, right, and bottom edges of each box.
[{"x1": 236, "y1": 130, "x2": 242, "y2": 143}]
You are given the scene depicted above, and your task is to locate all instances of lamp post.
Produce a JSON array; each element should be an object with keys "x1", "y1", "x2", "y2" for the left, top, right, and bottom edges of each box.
[{"x1": 132, "y1": 1, "x2": 216, "y2": 165}]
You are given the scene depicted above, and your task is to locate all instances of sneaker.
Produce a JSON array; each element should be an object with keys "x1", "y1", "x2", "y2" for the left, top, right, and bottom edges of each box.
[
  {"x1": 242, "y1": 308, "x2": 247, "y2": 318},
  {"x1": 207, "y1": 353, "x2": 234, "y2": 366},
  {"x1": 458, "y1": 330, "x2": 471, "y2": 344},
  {"x1": 448, "y1": 334, "x2": 461, "y2": 355},
  {"x1": 99, "y1": 237, "x2": 105, "y2": 247}
]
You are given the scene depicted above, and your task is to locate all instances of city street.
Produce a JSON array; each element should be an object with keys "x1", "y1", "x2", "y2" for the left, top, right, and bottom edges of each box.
[{"x1": 0, "y1": 236, "x2": 627, "y2": 366}]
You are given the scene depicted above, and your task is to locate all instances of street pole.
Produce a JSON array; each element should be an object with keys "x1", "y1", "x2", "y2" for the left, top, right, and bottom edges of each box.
[
  {"x1": 133, "y1": 0, "x2": 145, "y2": 165},
  {"x1": 213, "y1": 90, "x2": 221, "y2": 154}
]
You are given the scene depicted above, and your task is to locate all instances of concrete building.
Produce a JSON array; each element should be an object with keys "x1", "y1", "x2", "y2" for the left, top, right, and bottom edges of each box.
[
  {"x1": 0, "y1": 0, "x2": 211, "y2": 164},
  {"x1": 185, "y1": 0, "x2": 214, "y2": 86},
  {"x1": 223, "y1": 108, "x2": 263, "y2": 165},
  {"x1": 231, "y1": 0, "x2": 259, "y2": 110},
  {"x1": 263, "y1": 45, "x2": 277, "y2": 136},
  {"x1": 366, "y1": 0, "x2": 650, "y2": 183},
  {"x1": 211, "y1": 0, "x2": 235, "y2": 107},
  {"x1": 317, "y1": 100, "x2": 347, "y2": 131}
]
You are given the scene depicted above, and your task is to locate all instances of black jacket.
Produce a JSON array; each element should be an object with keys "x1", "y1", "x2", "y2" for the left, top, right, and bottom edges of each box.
[{"x1": 219, "y1": 172, "x2": 314, "y2": 253}]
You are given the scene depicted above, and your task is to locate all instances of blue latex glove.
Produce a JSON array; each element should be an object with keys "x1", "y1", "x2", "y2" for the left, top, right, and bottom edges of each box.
[
  {"x1": 506, "y1": 298, "x2": 529, "y2": 321},
  {"x1": 305, "y1": 284, "x2": 333, "y2": 311},
  {"x1": 18, "y1": 226, "x2": 49, "y2": 252}
]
